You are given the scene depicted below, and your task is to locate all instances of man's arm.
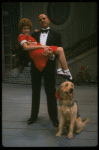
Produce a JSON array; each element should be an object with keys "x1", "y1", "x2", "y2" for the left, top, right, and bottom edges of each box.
[
  {"x1": 42, "y1": 33, "x2": 62, "y2": 59},
  {"x1": 42, "y1": 47, "x2": 54, "y2": 58},
  {"x1": 31, "y1": 31, "x2": 54, "y2": 59},
  {"x1": 55, "y1": 33, "x2": 62, "y2": 47},
  {"x1": 49, "y1": 32, "x2": 62, "y2": 60},
  {"x1": 31, "y1": 30, "x2": 62, "y2": 59}
]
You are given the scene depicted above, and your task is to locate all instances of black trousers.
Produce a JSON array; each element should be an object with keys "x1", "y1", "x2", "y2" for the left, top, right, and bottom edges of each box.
[{"x1": 30, "y1": 59, "x2": 58, "y2": 122}]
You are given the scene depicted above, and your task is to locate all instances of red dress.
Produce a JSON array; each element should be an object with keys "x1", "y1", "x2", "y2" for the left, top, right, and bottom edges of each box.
[{"x1": 17, "y1": 34, "x2": 58, "y2": 72}]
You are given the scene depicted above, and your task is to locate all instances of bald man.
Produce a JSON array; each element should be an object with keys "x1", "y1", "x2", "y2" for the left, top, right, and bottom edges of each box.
[{"x1": 28, "y1": 14, "x2": 62, "y2": 127}]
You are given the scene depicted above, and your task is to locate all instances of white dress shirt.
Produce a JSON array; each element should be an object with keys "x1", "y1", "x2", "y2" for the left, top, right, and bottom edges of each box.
[
  {"x1": 40, "y1": 27, "x2": 55, "y2": 60},
  {"x1": 40, "y1": 27, "x2": 50, "y2": 45}
]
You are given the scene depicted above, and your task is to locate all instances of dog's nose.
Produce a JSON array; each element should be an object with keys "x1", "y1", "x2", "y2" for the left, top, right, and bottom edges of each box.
[{"x1": 70, "y1": 88, "x2": 73, "y2": 93}]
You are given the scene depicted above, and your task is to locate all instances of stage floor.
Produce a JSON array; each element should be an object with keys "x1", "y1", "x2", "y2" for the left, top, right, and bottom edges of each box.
[{"x1": 2, "y1": 83, "x2": 98, "y2": 147}]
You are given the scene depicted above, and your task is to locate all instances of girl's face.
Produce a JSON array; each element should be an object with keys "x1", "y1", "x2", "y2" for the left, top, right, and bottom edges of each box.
[{"x1": 22, "y1": 26, "x2": 30, "y2": 35}]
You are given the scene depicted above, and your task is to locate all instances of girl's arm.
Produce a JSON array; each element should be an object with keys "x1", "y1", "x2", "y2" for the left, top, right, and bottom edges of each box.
[{"x1": 22, "y1": 42, "x2": 49, "y2": 51}]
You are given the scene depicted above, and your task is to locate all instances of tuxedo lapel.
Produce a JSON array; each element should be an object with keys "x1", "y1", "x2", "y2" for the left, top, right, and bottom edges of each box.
[
  {"x1": 46, "y1": 30, "x2": 53, "y2": 46},
  {"x1": 37, "y1": 31, "x2": 41, "y2": 43}
]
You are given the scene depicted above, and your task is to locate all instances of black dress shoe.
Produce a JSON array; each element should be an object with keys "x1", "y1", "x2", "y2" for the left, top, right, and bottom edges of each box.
[
  {"x1": 52, "y1": 120, "x2": 59, "y2": 127},
  {"x1": 27, "y1": 117, "x2": 37, "y2": 125}
]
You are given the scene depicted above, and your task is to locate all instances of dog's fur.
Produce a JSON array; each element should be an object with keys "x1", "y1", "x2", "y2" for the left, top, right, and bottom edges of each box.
[{"x1": 56, "y1": 81, "x2": 90, "y2": 139}]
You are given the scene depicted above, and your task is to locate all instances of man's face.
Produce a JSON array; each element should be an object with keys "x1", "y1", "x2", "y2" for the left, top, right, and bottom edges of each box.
[{"x1": 38, "y1": 14, "x2": 50, "y2": 29}]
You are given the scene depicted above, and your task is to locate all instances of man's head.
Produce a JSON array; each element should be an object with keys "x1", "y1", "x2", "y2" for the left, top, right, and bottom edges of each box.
[{"x1": 38, "y1": 14, "x2": 50, "y2": 29}]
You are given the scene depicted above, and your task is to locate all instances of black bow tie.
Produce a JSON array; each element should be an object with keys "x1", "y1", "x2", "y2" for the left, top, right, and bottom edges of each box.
[{"x1": 41, "y1": 29, "x2": 49, "y2": 33}]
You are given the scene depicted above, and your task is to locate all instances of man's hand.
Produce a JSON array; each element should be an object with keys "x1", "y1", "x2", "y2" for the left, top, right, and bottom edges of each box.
[
  {"x1": 34, "y1": 29, "x2": 39, "y2": 32},
  {"x1": 42, "y1": 47, "x2": 54, "y2": 58}
]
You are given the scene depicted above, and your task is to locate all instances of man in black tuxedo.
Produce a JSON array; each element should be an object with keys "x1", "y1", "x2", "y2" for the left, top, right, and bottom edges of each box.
[{"x1": 27, "y1": 14, "x2": 62, "y2": 127}]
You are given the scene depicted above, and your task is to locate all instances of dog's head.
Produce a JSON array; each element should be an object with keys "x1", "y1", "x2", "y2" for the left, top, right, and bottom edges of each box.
[{"x1": 59, "y1": 81, "x2": 74, "y2": 100}]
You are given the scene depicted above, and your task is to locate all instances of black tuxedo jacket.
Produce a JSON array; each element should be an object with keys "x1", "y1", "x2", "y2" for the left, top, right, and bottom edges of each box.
[
  {"x1": 31, "y1": 29, "x2": 62, "y2": 47},
  {"x1": 31, "y1": 29, "x2": 62, "y2": 72},
  {"x1": 30, "y1": 29, "x2": 62, "y2": 120}
]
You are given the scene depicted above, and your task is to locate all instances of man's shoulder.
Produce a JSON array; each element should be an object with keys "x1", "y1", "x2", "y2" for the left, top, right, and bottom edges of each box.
[
  {"x1": 50, "y1": 29, "x2": 60, "y2": 35},
  {"x1": 50, "y1": 29, "x2": 62, "y2": 46},
  {"x1": 31, "y1": 29, "x2": 60, "y2": 36},
  {"x1": 31, "y1": 29, "x2": 61, "y2": 40},
  {"x1": 31, "y1": 31, "x2": 40, "y2": 37}
]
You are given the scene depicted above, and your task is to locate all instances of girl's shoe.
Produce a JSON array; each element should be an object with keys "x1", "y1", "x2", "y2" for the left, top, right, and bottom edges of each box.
[{"x1": 64, "y1": 71, "x2": 72, "y2": 80}]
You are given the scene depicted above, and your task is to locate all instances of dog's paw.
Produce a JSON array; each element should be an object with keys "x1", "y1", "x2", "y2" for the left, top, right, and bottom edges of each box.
[
  {"x1": 67, "y1": 133, "x2": 73, "y2": 139},
  {"x1": 75, "y1": 128, "x2": 83, "y2": 134},
  {"x1": 56, "y1": 132, "x2": 61, "y2": 137}
]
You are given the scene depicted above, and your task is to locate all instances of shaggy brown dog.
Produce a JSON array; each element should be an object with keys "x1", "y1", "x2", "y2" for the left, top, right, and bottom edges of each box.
[{"x1": 56, "y1": 81, "x2": 90, "y2": 139}]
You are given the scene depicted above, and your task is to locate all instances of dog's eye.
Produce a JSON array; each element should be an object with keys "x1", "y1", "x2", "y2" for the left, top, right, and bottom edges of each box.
[
  {"x1": 65, "y1": 84, "x2": 68, "y2": 87},
  {"x1": 71, "y1": 84, "x2": 73, "y2": 87}
]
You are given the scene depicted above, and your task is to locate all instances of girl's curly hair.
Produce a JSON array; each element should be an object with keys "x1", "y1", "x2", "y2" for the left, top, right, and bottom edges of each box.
[{"x1": 18, "y1": 18, "x2": 32, "y2": 32}]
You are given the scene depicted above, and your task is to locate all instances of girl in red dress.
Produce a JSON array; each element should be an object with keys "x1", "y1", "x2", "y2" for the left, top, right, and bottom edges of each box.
[{"x1": 18, "y1": 18, "x2": 72, "y2": 79}]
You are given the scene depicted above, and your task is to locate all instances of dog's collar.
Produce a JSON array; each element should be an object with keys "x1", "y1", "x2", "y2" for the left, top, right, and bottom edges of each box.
[
  {"x1": 55, "y1": 90, "x2": 63, "y2": 100},
  {"x1": 55, "y1": 90, "x2": 75, "y2": 107}
]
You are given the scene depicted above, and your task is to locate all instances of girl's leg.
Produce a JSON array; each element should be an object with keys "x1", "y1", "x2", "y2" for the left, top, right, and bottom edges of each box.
[
  {"x1": 57, "y1": 59, "x2": 64, "y2": 75},
  {"x1": 55, "y1": 47, "x2": 72, "y2": 79},
  {"x1": 55, "y1": 47, "x2": 68, "y2": 70},
  {"x1": 57, "y1": 59, "x2": 62, "y2": 69}
]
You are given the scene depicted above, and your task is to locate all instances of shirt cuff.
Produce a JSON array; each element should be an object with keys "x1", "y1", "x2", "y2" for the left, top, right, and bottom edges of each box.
[
  {"x1": 20, "y1": 40, "x2": 27, "y2": 46},
  {"x1": 49, "y1": 54, "x2": 55, "y2": 60}
]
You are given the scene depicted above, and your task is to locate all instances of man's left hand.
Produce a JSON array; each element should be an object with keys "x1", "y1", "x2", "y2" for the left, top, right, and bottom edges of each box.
[{"x1": 42, "y1": 47, "x2": 54, "y2": 58}]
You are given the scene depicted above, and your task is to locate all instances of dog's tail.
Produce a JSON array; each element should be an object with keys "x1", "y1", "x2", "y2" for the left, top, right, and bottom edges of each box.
[{"x1": 83, "y1": 118, "x2": 90, "y2": 124}]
